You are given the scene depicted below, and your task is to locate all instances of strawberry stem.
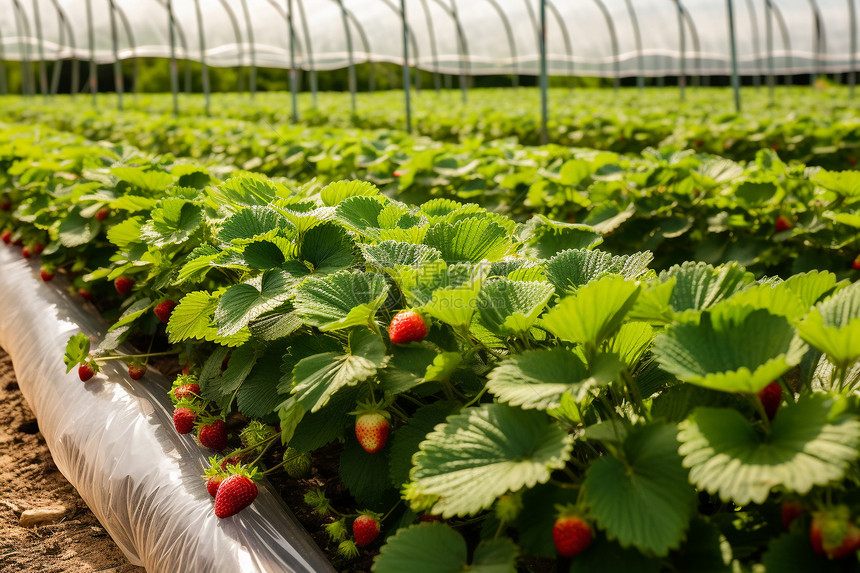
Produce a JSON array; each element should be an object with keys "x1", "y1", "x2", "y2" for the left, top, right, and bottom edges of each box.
[
  {"x1": 748, "y1": 395, "x2": 772, "y2": 431},
  {"x1": 93, "y1": 350, "x2": 179, "y2": 363}
]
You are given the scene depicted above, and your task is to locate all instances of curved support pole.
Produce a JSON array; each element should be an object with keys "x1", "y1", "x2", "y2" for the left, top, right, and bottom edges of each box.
[
  {"x1": 771, "y1": 0, "x2": 793, "y2": 86},
  {"x1": 546, "y1": 0, "x2": 574, "y2": 84},
  {"x1": 591, "y1": 0, "x2": 620, "y2": 91},
  {"x1": 539, "y1": 0, "x2": 548, "y2": 144},
  {"x1": 30, "y1": 0, "x2": 48, "y2": 98},
  {"x1": 727, "y1": 0, "x2": 742, "y2": 111},
  {"x1": 238, "y1": 0, "x2": 257, "y2": 99},
  {"x1": 84, "y1": 0, "x2": 95, "y2": 104},
  {"x1": 806, "y1": 0, "x2": 825, "y2": 82},
  {"x1": 0, "y1": 18, "x2": 6, "y2": 94},
  {"x1": 624, "y1": 0, "x2": 645, "y2": 89},
  {"x1": 673, "y1": 0, "x2": 686, "y2": 100},
  {"x1": 448, "y1": 0, "x2": 470, "y2": 103},
  {"x1": 418, "y1": 0, "x2": 441, "y2": 91},
  {"x1": 47, "y1": 0, "x2": 64, "y2": 95},
  {"x1": 215, "y1": 0, "x2": 244, "y2": 93},
  {"x1": 295, "y1": 0, "x2": 317, "y2": 105},
  {"x1": 343, "y1": 9, "x2": 375, "y2": 91},
  {"x1": 745, "y1": 0, "x2": 762, "y2": 86},
  {"x1": 482, "y1": 0, "x2": 518, "y2": 85},
  {"x1": 765, "y1": 0, "x2": 775, "y2": 98},
  {"x1": 193, "y1": 0, "x2": 210, "y2": 115},
  {"x1": 48, "y1": 0, "x2": 76, "y2": 96},
  {"x1": 849, "y1": 0, "x2": 857, "y2": 96},
  {"x1": 166, "y1": 0, "x2": 178, "y2": 114},
  {"x1": 681, "y1": 3, "x2": 702, "y2": 87},
  {"x1": 11, "y1": 0, "x2": 35, "y2": 96},
  {"x1": 401, "y1": 0, "x2": 411, "y2": 133},
  {"x1": 114, "y1": 2, "x2": 138, "y2": 95},
  {"x1": 265, "y1": 0, "x2": 298, "y2": 119},
  {"x1": 107, "y1": 0, "x2": 123, "y2": 110},
  {"x1": 334, "y1": 0, "x2": 356, "y2": 115}
]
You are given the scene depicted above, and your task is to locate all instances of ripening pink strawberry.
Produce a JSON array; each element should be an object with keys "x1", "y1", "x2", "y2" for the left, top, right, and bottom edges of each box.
[{"x1": 355, "y1": 412, "x2": 390, "y2": 454}]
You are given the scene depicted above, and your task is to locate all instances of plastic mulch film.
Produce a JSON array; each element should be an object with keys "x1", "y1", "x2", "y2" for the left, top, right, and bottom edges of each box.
[{"x1": 0, "y1": 246, "x2": 336, "y2": 573}]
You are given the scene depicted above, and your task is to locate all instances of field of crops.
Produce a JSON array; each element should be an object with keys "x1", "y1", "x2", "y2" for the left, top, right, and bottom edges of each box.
[{"x1": 2, "y1": 86, "x2": 860, "y2": 572}]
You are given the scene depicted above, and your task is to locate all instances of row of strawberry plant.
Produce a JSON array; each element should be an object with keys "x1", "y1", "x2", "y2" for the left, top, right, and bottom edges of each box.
[
  {"x1": 3, "y1": 122, "x2": 860, "y2": 571},
  {"x1": 3, "y1": 112, "x2": 860, "y2": 279},
  {"x1": 6, "y1": 86, "x2": 858, "y2": 166}
]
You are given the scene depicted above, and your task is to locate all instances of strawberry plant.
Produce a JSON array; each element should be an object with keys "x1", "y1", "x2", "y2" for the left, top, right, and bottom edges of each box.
[{"x1": 2, "y1": 119, "x2": 860, "y2": 571}]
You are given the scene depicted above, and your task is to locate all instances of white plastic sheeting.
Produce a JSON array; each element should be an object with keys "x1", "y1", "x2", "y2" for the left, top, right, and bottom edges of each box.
[
  {"x1": 0, "y1": 0, "x2": 857, "y2": 77},
  {"x1": 0, "y1": 245, "x2": 335, "y2": 573}
]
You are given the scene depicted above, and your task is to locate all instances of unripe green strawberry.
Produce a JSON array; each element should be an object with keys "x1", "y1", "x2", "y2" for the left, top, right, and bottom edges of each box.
[
  {"x1": 198, "y1": 419, "x2": 228, "y2": 451},
  {"x1": 355, "y1": 412, "x2": 390, "y2": 454},
  {"x1": 173, "y1": 407, "x2": 196, "y2": 434},
  {"x1": 553, "y1": 515, "x2": 592, "y2": 557},
  {"x1": 388, "y1": 310, "x2": 428, "y2": 344},
  {"x1": 353, "y1": 514, "x2": 381, "y2": 547},
  {"x1": 114, "y1": 276, "x2": 134, "y2": 296},
  {"x1": 214, "y1": 474, "x2": 258, "y2": 518},
  {"x1": 758, "y1": 381, "x2": 782, "y2": 420},
  {"x1": 283, "y1": 448, "x2": 312, "y2": 478},
  {"x1": 154, "y1": 300, "x2": 176, "y2": 323}
]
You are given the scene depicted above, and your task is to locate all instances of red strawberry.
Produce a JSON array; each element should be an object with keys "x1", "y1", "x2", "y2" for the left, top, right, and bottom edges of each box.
[
  {"x1": 128, "y1": 363, "x2": 147, "y2": 380},
  {"x1": 355, "y1": 412, "x2": 390, "y2": 454},
  {"x1": 78, "y1": 288, "x2": 92, "y2": 301},
  {"x1": 198, "y1": 419, "x2": 228, "y2": 451},
  {"x1": 811, "y1": 509, "x2": 860, "y2": 559},
  {"x1": 21, "y1": 246, "x2": 31, "y2": 258},
  {"x1": 154, "y1": 300, "x2": 176, "y2": 324},
  {"x1": 1, "y1": 230, "x2": 11, "y2": 244},
  {"x1": 40, "y1": 268, "x2": 55, "y2": 282},
  {"x1": 220, "y1": 452, "x2": 247, "y2": 471},
  {"x1": 182, "y1": 363, "x2": 191, "y2": 375},
  {"x1": 206, "y1": 474, "x2": 225, "y2": 497},
  {"x1": 78, "y1": 362, "x2": 96, "y2": 382},
  {"x1": 389, "y1": 310, "x2": 427, "y2": 344},
  {"x1": 173, "y1": 407, "x2": 196, "y2": 434},
  {"x1": 775, "y1": 215, "x2": 793, "y2": 233},
  {"x1": 214, "y1": 474, "x2": 258, "y2": 518},
  {"x1": 33, "y1": 243, "x2": 44, "y2": 255},
  {"x1": 418, "y1": 513, "x2": 442, "y2": 523},
  {"x1": 173, "y1": 383, "x2": 200, "y2": 401},
  {"x1": 353, "y1": 514, "x2": 380, "y2": 547},
  {"x1": 114, "y1": 276, "x2": 134, "y2": 296},
  {"x1": 782, "y1": 501, "x2": 805, "y2": 531},
  {"x1": 852, "y1": 255, "x2": 860, "y2": 271},
  {"x1": 758, "y1": 381, "x2": 782, "y2": 420},
  {"x1": 0, "y1": 200, "x2": 11, "y2": 211},
  {"x1": 553, "y1": 515, "x2": 592, "y2": 558},
  {"x1": 95, "y1": 207, "x2": 110, "y2": 221}
]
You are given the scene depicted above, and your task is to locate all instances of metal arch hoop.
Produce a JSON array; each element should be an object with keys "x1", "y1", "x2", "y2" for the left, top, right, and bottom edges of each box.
[
  {"x1": 193, "y1": 0, "x2": 210, "y2": 115},
  {"x1": 333, "y1": 0, "x2": 357, "y2": 115},
  {"x1": 428, "y1": 0, "x2": 469, "y2": 103},
  {"x1": 745, "y1": 0, "x2": 762, "y2": 86},
  {"x1": 482, "y1": 0, "x2": 519, "y2": 85},
  {"x1": 418, "y1": 0, "x2": 442, "y2": 91},
  {"x1": 672, "y1": 0, "x2": 686, "y2": 99},
  {"x1": 624, "y1": 0, "x2": 645, "y2": 89},
  {"x1": 343, "y1": 5, "x2": 376, "y2": 91},
  {"x1": 11, "y1": 0, "x2": 35, "y2": 96},
  {"x1": 769, "y1": 0, "x2": 794, "y2": 85},
  {"x1": 680, "y1": 2, "x2": 703, "y2": 87},
  {"x1": 107, "y1": 0, "x2": 123, "y2": 109},
  {"x1": 295, "y1": 0, "x2": 318, "y2": 106},
  {"x1": 591, "y1": 0, "x2": 620, "y2": 91},
  {"x1": 216, "y1": 0, "x2": 246, "y2": 93},
  {"x1": 264, "y1": 0, "x2": 301, "y2": 117},
  {"x1": 806, "y1": 0, "x2": 825, "y2": 81},
  {"x1": 113, "y1": 2, "x2": 139, "y2": 94},
  {"x1": 0, "y1": 8, "x2": 6, "y2": 94},
  {"x1": 47, "y1": 0, "x2": 77, "y2": 96},
  {"x1": 238, "y1": 0, "x2": 257, "y2": 98},
  {"x1": 30, "y1": 0, "x2": 48, "y2": 98},
  {"x1": 545, "y1": 0, "x2": 574, "y2": 83}
]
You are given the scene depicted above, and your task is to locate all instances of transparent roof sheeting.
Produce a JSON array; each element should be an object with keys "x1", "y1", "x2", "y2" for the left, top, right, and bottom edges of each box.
[{"x1": 0, "y1": 0, "x2": 857, "y2": 77}]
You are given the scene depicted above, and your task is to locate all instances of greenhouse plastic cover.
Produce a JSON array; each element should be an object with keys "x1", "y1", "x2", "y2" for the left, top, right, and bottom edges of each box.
[
  {"x1": 0, "y1": 0, "x2": 857, "y2": 77},
  {"x1": 0, "y1": 245, "x2": 335, "y2": 573}
]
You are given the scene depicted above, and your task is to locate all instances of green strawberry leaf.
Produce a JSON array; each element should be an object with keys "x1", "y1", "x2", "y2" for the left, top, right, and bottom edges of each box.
[
  {"x1": 214, "y1": 269, "x2": 298, "y2": 336},
  {"x1": 424, "y1": 218, "x2": 512, "y2": 263},
  {"x1": 678, "y1": 395, "x2": 860, "y2": 505},
  {"x1": 477, "y1": 279, "x2": 555, "y2": 337},
  {"x1": 320, "y1": 180, "x2": 380, "y2": 206},
  {"x1": 63, "y1": 333, "x2": 91, "y2": 372},
  {"x1": 373, "y1": 523, "x2": 519, "y2": 573},
  {"x1": 541, "y1": 275, "x2": 640, "y2": 348},
  {"x1": 584, "y1": 423, "x2": 697, "y2": 557},
  {"x1": 797, "y1": 282, "x2": 860, "y2": 371},
  {"x1": 545, "y1": 248, "x2": 653, "y2": 294},
  {"x1": 653, "y1": 306, "x2": 807, "y2": 393},
  {"x1": 410, "y1": 403, "x2": 574, "y2": 517},
  {"x1": 293, "y1": 270, "x2": 389, "y2": 331}
]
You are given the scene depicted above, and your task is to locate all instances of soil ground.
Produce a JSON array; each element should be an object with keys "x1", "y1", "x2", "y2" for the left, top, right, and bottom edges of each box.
[{"x1": 0, "y1": 346, "x2": 145, "y2": 573}]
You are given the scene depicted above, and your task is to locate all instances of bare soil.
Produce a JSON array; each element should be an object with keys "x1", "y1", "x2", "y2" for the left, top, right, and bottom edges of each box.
[{"x1": 0, "y1": 347, "x2": 145, "y2": 573}]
